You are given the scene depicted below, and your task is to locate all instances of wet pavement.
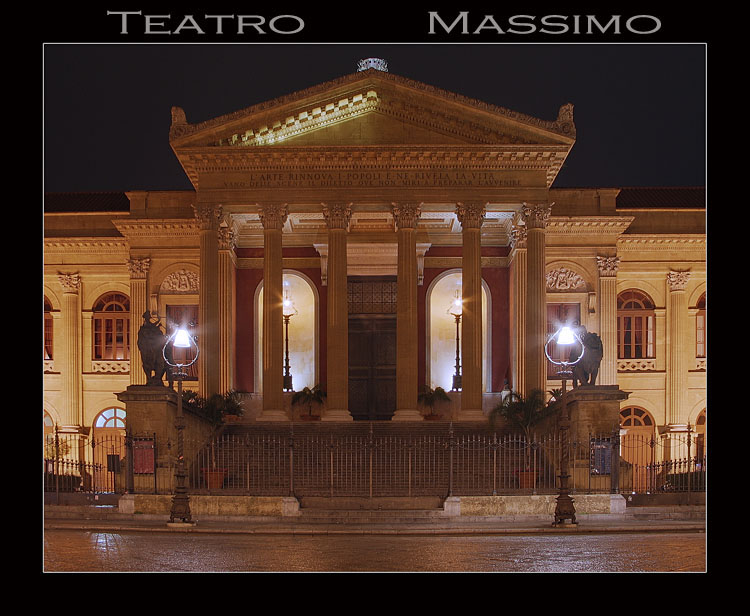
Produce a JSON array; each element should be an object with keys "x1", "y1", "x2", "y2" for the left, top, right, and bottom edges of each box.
[
  {"x1": 42, "y1": 505, "x2": 707, "y2": 572},
  {"x1": 43, "y1": 529, "x2": 706, "y2": 572}
]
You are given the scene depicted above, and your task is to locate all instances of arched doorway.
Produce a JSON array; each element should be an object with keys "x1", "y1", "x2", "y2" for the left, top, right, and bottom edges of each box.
[
  {"x1": 619, "y1": 406, "x2": 657, "y2": 493},
  {"x1": 91, "y1": 407, "x2": 127, "y2": 493},
  {"x1": 256, "y1": 271, "x2": 318, "y2": 393},
  {"x1": 426, "y1": 270, "x2": 489, "y2": 393}
]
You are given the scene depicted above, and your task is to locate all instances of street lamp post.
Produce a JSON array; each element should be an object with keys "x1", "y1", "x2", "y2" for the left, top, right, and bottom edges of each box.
[
  {"x1": 163, "y1": 327, "x2": 199, "y2": 526},
  {"x1": 544, "y1": 325, "x2": 583, "y2": 527},
  {"x1": 282, "y1": 290, "x2": 298, "y2": 392},
  {"x1": 448, "y1": 290, "x2": 463, "y2": 391}
]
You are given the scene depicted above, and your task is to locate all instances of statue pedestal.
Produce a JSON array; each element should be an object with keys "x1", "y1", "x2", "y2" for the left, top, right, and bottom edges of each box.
[{"x1": 565, "y1": 385, "x2": 630, "y2": 439}]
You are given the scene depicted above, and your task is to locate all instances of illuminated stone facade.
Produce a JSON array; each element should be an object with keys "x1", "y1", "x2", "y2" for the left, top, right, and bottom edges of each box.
[{"x1": 43, "y1": 66, "x2": 706, "y2": 451}]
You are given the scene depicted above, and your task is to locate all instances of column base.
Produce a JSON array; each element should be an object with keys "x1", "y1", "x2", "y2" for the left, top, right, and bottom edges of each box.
[
  {"x1": 321, "y1": 409, "x2": 353, "y2": 422},
  {"x1": 392, "y1": 409, "x2": 424, "y2": 421},
  {"x1": 457, "y1": 409, "x2": 486, "y2": 421},
  {"x1": 256, "y1": 409, "x2": 289, "y2": 422}
]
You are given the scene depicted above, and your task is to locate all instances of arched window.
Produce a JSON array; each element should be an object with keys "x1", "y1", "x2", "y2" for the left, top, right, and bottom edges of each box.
[
  {"x1": 696, "y1": 293, "x2": 706, "y2": 358},
  {"x1": 94, "y1": 407, "x2": 127, "y2": 429},
  {"x1": 619, "y1": 406, "x2": 655, "y2": 428},
  {"x1": 93, "y1": 293, "x2": 130, "y2": 360},
  {"x1": 44, "y1": 297, "x2": 53, "y2": 360},
  {"x1": 617, "y1": 290, "x2": 655, "y2": 359}
]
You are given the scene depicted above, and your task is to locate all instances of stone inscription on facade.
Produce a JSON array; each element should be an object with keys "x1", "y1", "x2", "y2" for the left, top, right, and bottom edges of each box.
[{"x1": 222, "y1": 170, "x2": 523, "y2": 189}]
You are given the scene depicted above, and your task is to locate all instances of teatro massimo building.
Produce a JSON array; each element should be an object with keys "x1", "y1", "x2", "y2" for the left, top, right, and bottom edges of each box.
[{"x1": 43, "y1": 59, "x2": 706, "y2": 467}]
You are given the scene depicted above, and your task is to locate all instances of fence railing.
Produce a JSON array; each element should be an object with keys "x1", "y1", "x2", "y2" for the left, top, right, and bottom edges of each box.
[{"x1": 43, "y1": 424, "x2": 707, "y2": 499}]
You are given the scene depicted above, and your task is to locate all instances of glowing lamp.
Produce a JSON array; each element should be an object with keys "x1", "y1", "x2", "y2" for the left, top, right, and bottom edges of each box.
[
  {"x1": 556, "y1": 326, "x2": 576, "y2": 346},
  {"x1": 172, "y1": 328, "x2": 192, "y2": 348}
]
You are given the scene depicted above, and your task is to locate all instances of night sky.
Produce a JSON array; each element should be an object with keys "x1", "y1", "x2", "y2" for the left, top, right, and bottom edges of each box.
[{"x1": 43, "y1": 43, "x2": 706, "y2": 193}]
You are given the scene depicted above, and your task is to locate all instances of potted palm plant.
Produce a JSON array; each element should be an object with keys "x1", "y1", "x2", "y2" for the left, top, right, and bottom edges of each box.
[
  {"x1": 291, "y1": 385, "x2": 326, "y2": 420},
  {"x1": 417, "y1": 385, "x2": 451, "y2": 419},
  {"x1": 489, "y1": 388, "x2": 560, "y2": 488},
  {"x1": 182, "y1": 390, "x2": 244, "y2": 489}
]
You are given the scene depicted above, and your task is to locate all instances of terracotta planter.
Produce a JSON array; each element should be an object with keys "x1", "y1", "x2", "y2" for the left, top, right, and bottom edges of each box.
[
  {"x1": 299, "y1": 414, "x2": 321, "y2": 421},
  {"x1": 518, "y1": 470, "x2": 537, "y2": 489},
  {"x1": 424, "y1": 414, "x2": 442, "y2": 421},
  {"x1": 202, "y1": 468, "x2": 228, "y2": 489}
]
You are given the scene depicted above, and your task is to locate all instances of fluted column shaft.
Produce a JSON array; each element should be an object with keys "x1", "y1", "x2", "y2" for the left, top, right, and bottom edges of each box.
[
  {"x1": 456, "y1": 202, "x2": 485, "y2": 420},
  {"x1": 127, "y1": 258, "x2": 150, "y2": 386},
  {"x1": 195, "y1": 204, "x2": 222, "y2": 397},
  {"x1": 522, "y1": 203, "x2": 551, "y2": 397},
  {"x1": 258, "y1": 204, "x2": 288, "y2": 420},
  {"x1": 392, "y1": 203, "x2": 422, "y2": 421},
  {"x1": 667, "y1": 271, "x2": 691, "y2": 426},
  {"x1": 218, "y1": 227, "x2": 236, "y2": 394},
  {"x1": 322, "y1": 203, "x2": 353, "y2": 421},
  {"x1": 597, "y1": 256, "x2": 620, "y2": 385},
  {"x1": 58, "y1": 273, "x2": 82, "y2": 428}
]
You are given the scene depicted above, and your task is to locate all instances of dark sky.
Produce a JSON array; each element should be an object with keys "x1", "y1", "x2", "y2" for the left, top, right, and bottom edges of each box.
[{"x1": 43, "y1": 43, "x2": 705, "y2": 192}]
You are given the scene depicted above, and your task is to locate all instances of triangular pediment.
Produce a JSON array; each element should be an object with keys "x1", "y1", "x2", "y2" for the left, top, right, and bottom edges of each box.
[{"x1": 169, "y1": 69, "x2": 576, "y2": 149}]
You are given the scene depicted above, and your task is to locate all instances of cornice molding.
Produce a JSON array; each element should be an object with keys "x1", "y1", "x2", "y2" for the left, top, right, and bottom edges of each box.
[
  {"x1": 111, "y1": 219, "x2": 200, "y2": 239},
  {"x1": 545, "y1": 216, "x2": 635, "y2": 236},
  {"x1": 617, "y1": 234, "x2": 706, "y2": 251},
  {"x1": 44, "y1": 238, "x2": 129, "y2": 253}
]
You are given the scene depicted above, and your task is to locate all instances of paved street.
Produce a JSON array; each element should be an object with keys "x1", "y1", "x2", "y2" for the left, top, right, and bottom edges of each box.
[{"x1": 44, "y1": 529, "x2": 705, "y2": 573}]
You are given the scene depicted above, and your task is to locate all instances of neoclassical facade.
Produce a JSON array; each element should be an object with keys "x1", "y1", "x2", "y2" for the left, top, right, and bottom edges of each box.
[{"x1": 43, "y1": 63, "x2": 706, "y2": 452}]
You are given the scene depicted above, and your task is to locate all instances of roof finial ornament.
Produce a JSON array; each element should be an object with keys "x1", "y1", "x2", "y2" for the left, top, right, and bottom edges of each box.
[{"x1": 357, "y1": 58, "x2": 388, "y2": 72}]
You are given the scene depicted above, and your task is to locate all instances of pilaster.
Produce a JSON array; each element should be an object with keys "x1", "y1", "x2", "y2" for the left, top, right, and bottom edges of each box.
[
  {"x1": 127, "y1": 257, "x2": 151, "y2": 386},
  {"x1": 509, "y1": 223, "x2": 527, "y2": 395},
  {"x1": 521, "y1": 202, "x2": 551, "y2": 397},
  {"x1": 322, "y1": 202, "x2": 353, "y2": 421},
  {"x1": 596, "y1": 256, "x2": 619, "y2": 385},
  {"x1": 456, "y1": 201, "x2": 485, "y2": 420},
  {"x1": 58, "y1": 273, "x2": 82, "y2": 429},
  {"x1": 667, "y1": 270, "x2": 690, "y2": 427},
  {"x1": 194, "y1": 203, "x2": 222, "y2": 397},
  {"x1": 392, "y1": 202, "x2": 422, "y2": 421},
  {"x1": 218, "y1": 226, "x2": 236, "y2": 394},
  {"x1": 258, "y1": 204, "x2": 288, "y2": 421}
]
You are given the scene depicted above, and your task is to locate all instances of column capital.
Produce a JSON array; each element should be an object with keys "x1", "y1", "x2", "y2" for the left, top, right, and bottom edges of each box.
[
  {"x1": 322, "y1": 202, "x2": 352, "y2": 230},
  {"x1": 218, "y1": 226, "x2": 236, "y2": 251},
  {"x1": 596, "y1": 256, "x2": 620, "y2": 277},
  {"x1": 391, "y1": 202, "x2": 421, "y2": 229},
  {"x1": 193, "y1": 204, "x2": 223, "y2": 230},
  {"x1": 258, "y1": 203, "x2": 289, "y2": 230},
  {"x1": 58, "y1": 273, "x2": 81, "y2": 293},
  {"x1": 126, "y1": 257, "x2": 151, "y2": 279},
  {"x1": 455, "y1": 202, "x2": 486, "y2": 229},
  {"x1": 667, "y1": 270, "x2": 691, "y2": 292},
  {"x1": 510, "y1": 223, "x2": 527, "y2": 249},
  {"x1": 520, "y1": 202, "x2": 552, "y2": 230}
]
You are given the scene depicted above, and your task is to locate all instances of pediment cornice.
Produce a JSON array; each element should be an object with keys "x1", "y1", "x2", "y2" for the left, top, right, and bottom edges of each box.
[
  {"x1": 111, "y1": 218, "x2": 200, "y2": 239},
  {"x1": 169, "y1": 69, "x2": 576, "y2": 146}
]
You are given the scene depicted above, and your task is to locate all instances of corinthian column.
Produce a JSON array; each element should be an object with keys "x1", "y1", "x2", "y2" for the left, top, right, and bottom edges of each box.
[
  {"x1": 58, "y1": 273, "x2": 82, "y2": 429},
  {"x1": 322, "y1": 203, "x2": 353, "y2": 422},
  {"x1": 521, "y1": 203, "x2": 551, "y2": 397},
  {"x1": 258, "y1": 204, "x2": 288, "y2": 421},
  {"x1": 667, "y1": 270, "x2": 691, "y2": 427},
  {"x1": 456, "y1": 202, "x2": 485, "y2": 421},
  {"x1": 509, "y1": 222, "x2": 527, "y2": 396},
  {"x1": 218, "y1": 226, "x2": 236, "y2": 394},
  {"x1": 596, "y1": 256, "x2": 620, "y2": 385},
  {"x1": 194, "y1": 204, "x2": 222, "y2": 397},
  {"x1": 392, "y1": 202, "x2": 422, "y2": 421},
  {"x1": 127, "y1": 257, "x2": 151, "y2": 386}
]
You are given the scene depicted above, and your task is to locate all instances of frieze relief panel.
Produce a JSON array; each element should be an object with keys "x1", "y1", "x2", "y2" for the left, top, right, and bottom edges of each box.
[
  {"x1": 160, "y1": 270, "x2": 200, "y2": 293},
  {"x1": 545, "y1": 267, "x2": 587, "y2": 292}
]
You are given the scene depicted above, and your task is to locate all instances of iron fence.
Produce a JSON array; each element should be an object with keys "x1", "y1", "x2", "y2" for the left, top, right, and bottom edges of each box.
[{"x1": 43, "y1": 423, "x2": 707, "y2": 499}]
